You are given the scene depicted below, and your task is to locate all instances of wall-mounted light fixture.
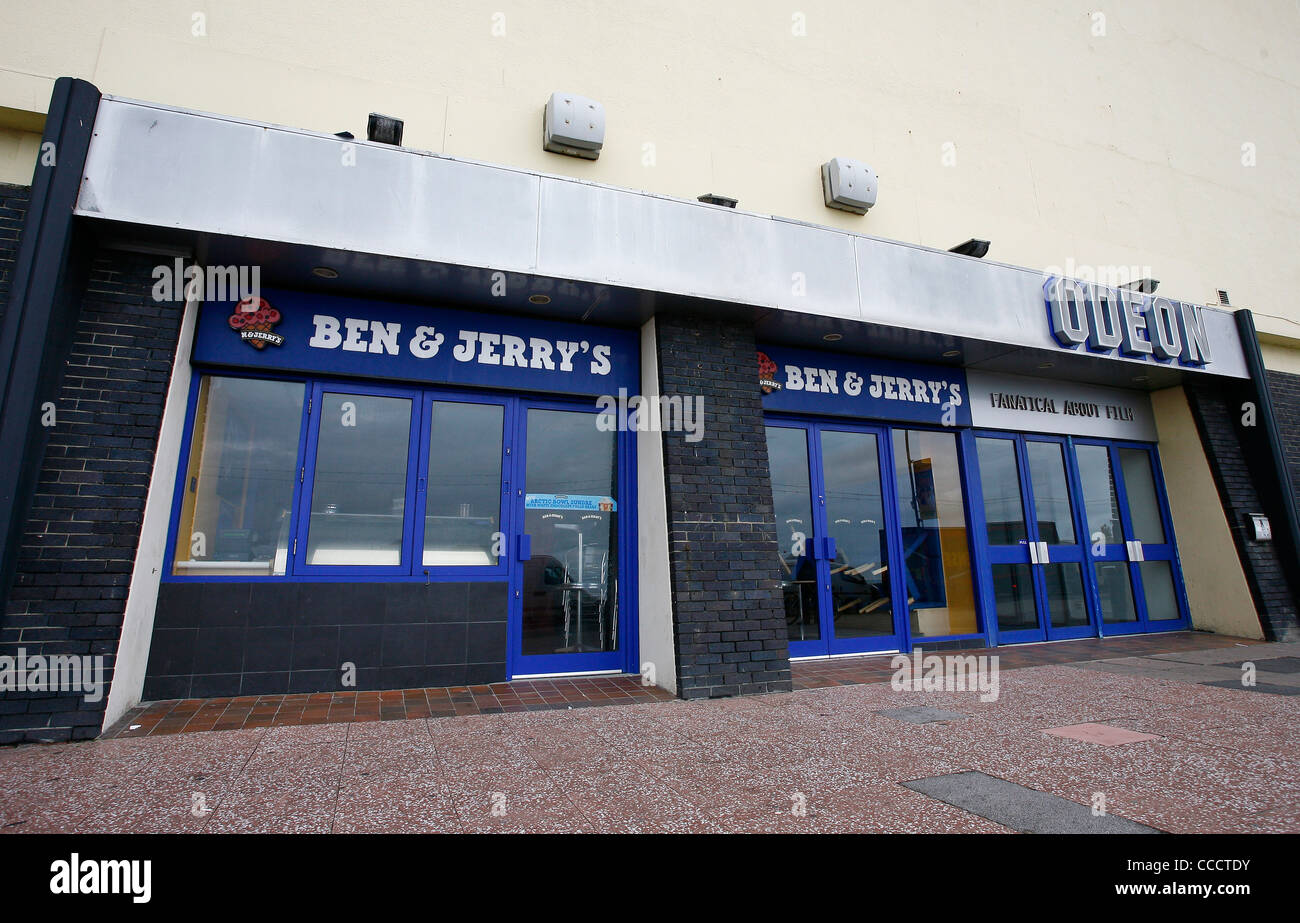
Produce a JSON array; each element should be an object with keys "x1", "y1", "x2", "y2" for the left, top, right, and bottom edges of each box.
[
  {"x1": 698, "y1": 193, "x2": 738, "y2": 208},
  {"x1": 1120, "y1": 278, "x2": 1160, "y2": 294},
  {"x1": 949, "y1": 239, "x2": 990, "y2": 258},
  {"x1": 821, "y1": 158, "x2": 877, "y2": 214},
  {"x1": 543, "y1": 92, "x2": 605, "y2": 160},
  {"x1": 366, "y1": 113, "x2": 404, "y2": 146}
]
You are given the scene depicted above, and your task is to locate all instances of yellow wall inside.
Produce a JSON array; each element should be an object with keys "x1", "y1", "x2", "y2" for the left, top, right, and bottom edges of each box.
[
  {"x1": 1, "y1": 1, "x2": 1298, "y2": 343},
  {"x1": 1150, "y1": 386, "x2": 1262, "y2": 639}
]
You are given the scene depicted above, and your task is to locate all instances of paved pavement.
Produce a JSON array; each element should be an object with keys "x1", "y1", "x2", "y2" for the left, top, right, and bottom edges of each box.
[{"x1": 2, "y1": 641, "x2": 1298, "y2": 833}]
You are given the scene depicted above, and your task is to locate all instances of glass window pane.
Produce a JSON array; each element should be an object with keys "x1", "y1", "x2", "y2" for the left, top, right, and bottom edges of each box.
[
  {"x1": 1139, "y1": 560, "x2": 1181, "y2": 621},
  {"x1": 1095, "y1": 561, "x2": 1137, "y2": 623},
  {"x1": 1043, "y1": 563, "x2": 1089, "y2": 628},
  {"x1": 894, "y1": 429, "x2": 979, "y2": 638},
  {"x1": 1076, "y1": 444, "x2": 1122, "y2": 546},
  {"x1": 975, "y1": 438, "x2": 1027, "y2": 545},
  {"x1": 766, "y1": 426, "x2": 819, "y2": 642},
  {"x1": 1119, "y1": 449, "x2": 1167, "y2": 544},
  {"x1": 424, "y1": 402, "x2": 504, "y2": 566},
  {"x1": 172, "y1": 376, "x2": 304, "y2": 576},
  {"x1": 991, "y1": 563, "x2": 1036, "y2": 633},
  {"x1": 521, "y1": 410, "x2": 619, "y2": 656},
  {"x1": 1025, "y1": 441, "x2": 1076, "y2": 545},
  {"x1": 822, "y1": 431, "x2": 892, "y2": 639},
  {"x1": 306, "y1": 393, "x2": 411, "y2": 566}
]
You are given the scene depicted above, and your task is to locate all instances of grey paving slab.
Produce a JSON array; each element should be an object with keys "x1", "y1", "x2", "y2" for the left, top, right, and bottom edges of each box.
[
  {"x1": 1217, "y1": 657, "x2": 1300, "y2": 675},
  {"x1": 1200, "y1": 680, "x2": 1300, "y2": 696},
  {"x1": 903, "y1": 771, "x2": 1161, "y2": 834},
  {"x1": 873, "y1": 706, "x2": 969, "y2": 724},
  {"x1": 1147, "y1": 643, "x2": 1300, "y2": 666},
  {"x1": 1074, "y1": 660, "x2": 1247, "y2": 683}
]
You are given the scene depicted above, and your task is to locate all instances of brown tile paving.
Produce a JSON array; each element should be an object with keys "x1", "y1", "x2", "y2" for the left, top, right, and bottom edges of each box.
[{"x1": 105, "y1": 674, "x2": 675, "y2": 738}]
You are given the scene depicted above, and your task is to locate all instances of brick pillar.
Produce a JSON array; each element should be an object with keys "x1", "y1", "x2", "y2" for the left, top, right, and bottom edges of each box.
[
  {"x1": 655, "y1": 314, "x2": 792, "y2": 698},
  {"x1": 0, "y1": 249, "x2": 186, "y2": 742},
  {"x1": 1185, "y1": 379, "x2": 1300, "y2": 642}
]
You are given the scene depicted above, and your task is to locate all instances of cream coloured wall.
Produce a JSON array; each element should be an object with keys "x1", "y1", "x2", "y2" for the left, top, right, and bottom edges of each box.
[
  {"x1": 1, "y1": 1, "x2": 1298, "y2": 350},
  {"x1": 1150, "y1": 386, "x2": 1262, "y2": 639}
]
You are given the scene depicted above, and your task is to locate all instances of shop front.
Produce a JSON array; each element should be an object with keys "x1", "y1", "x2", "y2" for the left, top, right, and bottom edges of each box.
[
  {"x1": 144, "y1": 288, "x2": 641, "y2": 699},
  {"x1": 758, "y1": 344, "x2": 1189, "y2": 656}
]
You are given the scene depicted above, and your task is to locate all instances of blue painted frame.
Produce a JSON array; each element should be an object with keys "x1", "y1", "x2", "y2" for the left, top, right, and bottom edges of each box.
[
  {"x1": 970, "y1": 431, "x2": 1101, "y2": 644},
  {"x1": 1075, "y1": 438, "x2": 1191, "y2": 635},
  {"x1": 765, "y1": 414, "x2": 991, "y2": 656},
  {"x1": 506, "y1": 396, "x2": 637, "y2": 677}
]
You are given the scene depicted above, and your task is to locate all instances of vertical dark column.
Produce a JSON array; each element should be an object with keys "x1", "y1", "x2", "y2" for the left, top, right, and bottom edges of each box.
[
  {"x1": 1266, "y1": 368, "x2": 1300, "y2": 509},
  {"x1": 655, "y1": 314, "x2": 792, "y2": 698},
  {"x1": 1183, "y1": 314, "x2": 1300, "y2": 642},
  {"x1": 0, "y1": 78, "x2": 101, "y2": 613}
]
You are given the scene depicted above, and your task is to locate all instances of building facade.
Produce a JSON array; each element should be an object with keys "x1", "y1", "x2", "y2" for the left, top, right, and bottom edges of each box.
[{"x1": 1, "y1": 3, "x2": 1299, "y2": 743}]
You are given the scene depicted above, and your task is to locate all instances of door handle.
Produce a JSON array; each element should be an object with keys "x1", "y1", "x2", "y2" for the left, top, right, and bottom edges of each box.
[
  {"x1": 821, "y1": 536, "x2": 837, "y2": 562},
  {"x1": 1027, "y1": 540, "x2": 1039, "y2": 565},
  {"x1": 1125, "y1": 540, "x2": 1144, "y2": 562},
  {"x1": 1038, "y1": 542, "x2": 1050, "y2": 564},
  {"x1": 516, "y1": 534, "x2": 532, "y2": 561}
]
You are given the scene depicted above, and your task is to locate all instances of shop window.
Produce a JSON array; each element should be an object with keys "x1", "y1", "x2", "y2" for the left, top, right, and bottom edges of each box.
[
  {"x1": 304, "y1": 392, "x2": 412, "y2": 566},
  {"x1": 892, "y1": 429, "x2": 979, "y2": 637},
  {"x1": 172, "y1": 376, "x2": 305, "y2": 576},
  {"x1": 423, "y1": 401, "x2": 504, "y2": 566}
]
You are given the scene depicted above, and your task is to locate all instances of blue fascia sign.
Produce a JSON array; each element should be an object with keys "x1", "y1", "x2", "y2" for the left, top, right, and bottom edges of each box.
[
  {"x1": 192, "y1": 287, "x2": 641, "y2": 396},
  {"x1": 1044, "y1": 275, "x2": 1212, "y2": 366},
  {"x1": 757, "y1": 344, "x2": 970, "y2": 426}
]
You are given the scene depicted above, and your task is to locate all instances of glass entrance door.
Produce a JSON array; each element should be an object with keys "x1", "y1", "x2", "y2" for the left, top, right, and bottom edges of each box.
[
  {"x1": 1076, "y1": 440, "x2": 1189, "y2": 634},
  {"x1": 511, "y1": 403, "x2": 625, "y2": 675},
  {"x1": 975, "y1": 433, "x2": 1095, "y2": 643},
  {"x1": 766, "y1": 420, "x2": 903, "y2": 657}
]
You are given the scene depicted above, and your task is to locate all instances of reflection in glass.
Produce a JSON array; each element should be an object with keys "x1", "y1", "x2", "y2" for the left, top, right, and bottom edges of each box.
[
  {"x1": 521, "y1": 410, "x2": 619, "y2": 656},
  {"x1": 1139, "y1": 561, "x2": 1180, "y2": 621},
  {"x1": 766, "y1": 426, "x2": 819, "y2": 641},
  {"x1": 894, "y1": 429, "x2": 979, "y2": 637},
  {"x1": 976, "y1": 438, "x2": 1026, "y2": 545},
  {"x1": 1043, "y1": 563, "x2": 1089, "y2": 627},
  {"x1": 1119, "y1": 449, "x2": 1167, "y2": 544},
  {"x1": 1026, "y1": 441, "x2": 1076, "y2": 545},
  {"x1": 424, "y1": 402, "x2": 503, "y2": 566},
  {"x1": 1095, "y1": 561, "x2": 1137, "y2": 623},
  {"x1": 821, "y1": 431, "x2": 892, "y2": 638},
  {"x1": 992, "y1": 563, "x2": 1036, "y2": 632},
  {"x1": 173, "y1": 376, "x2": 304, "y2": 576},
  {"x1": 1077, "y1": 445, "x2": 1122, "y2": 546},
  {"x1": 306, "y1": 393, "x2": 411, "y2": 566}
]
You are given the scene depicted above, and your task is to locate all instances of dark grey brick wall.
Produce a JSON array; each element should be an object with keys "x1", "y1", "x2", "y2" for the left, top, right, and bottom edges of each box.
[
  {"x1": 145, "y1": 581, "x2": 508, "y2": 700},
  {"x1": 0, "y1": 249, "x2": 186, "y2": 743},
  {"x1": 655, "y1": 314, "x2": 792, "y2": 699},
  {"x1": 0, "y1": 183, "x2": 30, "y2": 330},
  {"x1": 1185, "y1": 380, "x2": 1299, "y2": 642},
  {"x1": 1267, "y1": 369, "x2": 1300, "y2": 510}
]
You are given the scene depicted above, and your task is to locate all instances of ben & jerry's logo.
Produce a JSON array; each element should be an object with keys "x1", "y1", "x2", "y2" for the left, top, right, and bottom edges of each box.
[
  {"x1": 757, "y1": 351, "x2": 782, "y2": 394},
  {"x1": 228, "y1": 297, "x2": 284, "y2": 349}
]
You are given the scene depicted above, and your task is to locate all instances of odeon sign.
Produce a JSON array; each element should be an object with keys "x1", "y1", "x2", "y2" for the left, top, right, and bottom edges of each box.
[{"x1": 1043, "y1": 276, "x2": 1212, "y2": 367}]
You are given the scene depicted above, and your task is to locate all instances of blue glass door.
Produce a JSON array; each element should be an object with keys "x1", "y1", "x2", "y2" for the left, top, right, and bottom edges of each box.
[
  {"x1": 975, "y1": 434, "x2": 1042, "y2": 643},
  {"x1": 765, "y1": 420, "x2": 903, "y2": 657},
  {"x1": 509, "y1": 400, "x2": 628, "y2": 675},
  {"x1": 1076, "y1": 440, "x2": 1190, "y2": 634}
]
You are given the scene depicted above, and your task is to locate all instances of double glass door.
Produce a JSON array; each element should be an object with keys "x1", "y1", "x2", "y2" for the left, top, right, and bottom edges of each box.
[
  {"x1": 975, "y1": 433, "x2": 1188, "y2": 642},
  {"x1": 767, "y1": 421, "x2": 903, "y2": 657},
  {"x1": 295, "y1": 384, "x2": 628, "y2": 676}
]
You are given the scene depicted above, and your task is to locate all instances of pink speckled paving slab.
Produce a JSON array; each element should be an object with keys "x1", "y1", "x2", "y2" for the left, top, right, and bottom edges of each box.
[{"x1": 1041, "y1": 722, "x2": 1160, "y2": 746}]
